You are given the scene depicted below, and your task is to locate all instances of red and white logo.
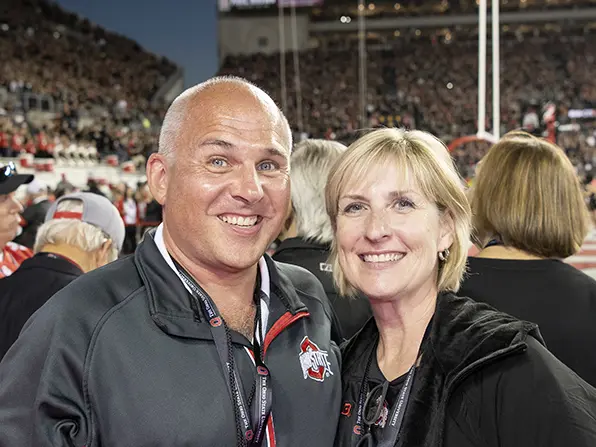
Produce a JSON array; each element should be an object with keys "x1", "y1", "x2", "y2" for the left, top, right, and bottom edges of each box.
[{"x1": 298, "y1": 336, "x2": 333, "y2": 382}]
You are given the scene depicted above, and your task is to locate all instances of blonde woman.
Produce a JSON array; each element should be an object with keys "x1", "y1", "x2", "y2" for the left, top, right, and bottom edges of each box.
[
  {"x1": 328, "y1": 128, "x2": 596, "y2": 447},
  {"x1": 461, "y1": 131, "x2": 596, "y2": 386}
]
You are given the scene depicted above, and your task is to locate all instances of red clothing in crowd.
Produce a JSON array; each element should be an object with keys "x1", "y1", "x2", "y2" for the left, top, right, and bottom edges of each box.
[
  {"x1": 0, "y1": 132, "x2": 9, "y2": 149},
  {"x1": 10, "y1": 134, "x2": 23, "y2": 153},
  {"x1": 0, "y1": 242, "x2": 33, "y2": 278}
]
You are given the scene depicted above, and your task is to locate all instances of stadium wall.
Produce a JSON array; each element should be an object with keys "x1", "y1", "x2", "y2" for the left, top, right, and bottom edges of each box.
[{"x1": 219, "y1": 15, "x2": 310, "y2": 59}]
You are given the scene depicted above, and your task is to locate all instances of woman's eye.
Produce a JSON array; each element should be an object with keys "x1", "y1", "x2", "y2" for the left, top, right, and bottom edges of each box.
[
  {"x1": 394, "y1": 198, "x2": 415, "y2": 210},
  {"x1": 343, "y1": 203, "x2": 364, "y2": 214}
]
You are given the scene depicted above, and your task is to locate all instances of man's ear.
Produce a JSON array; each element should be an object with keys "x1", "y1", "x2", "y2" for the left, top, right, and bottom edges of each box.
[
  {"x1": 146, "y1": 153, "x2": 169, "y2": 205},
  {"x1": 438, "y1": 210, "x2": 455, "y2": 252},
  {"x1": 93, "y1": 239, "x2": 113, "y2": 269}
]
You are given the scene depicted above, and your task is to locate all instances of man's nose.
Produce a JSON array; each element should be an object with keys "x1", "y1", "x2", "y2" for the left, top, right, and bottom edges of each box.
[
  {"x1": 230, "y1": 165, "x2": 265, "y2": 204},
  {"x1": 9, "y1": 193, "x2": 23, "y2": 214}
]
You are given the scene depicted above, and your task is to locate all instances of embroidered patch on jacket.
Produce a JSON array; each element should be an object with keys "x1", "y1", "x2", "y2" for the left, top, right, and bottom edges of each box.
[
  {"x1": 299, "y1": 336, "x2": 334, "y2": 382},
  {"x1": 319, "y1": 262, "x2": 332, "y2": 272}
]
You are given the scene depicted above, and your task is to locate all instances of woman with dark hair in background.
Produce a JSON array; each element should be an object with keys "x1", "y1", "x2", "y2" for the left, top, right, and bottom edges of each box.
[{"x1": 460, "y1": 131, "x2": 596, "y2": 386}]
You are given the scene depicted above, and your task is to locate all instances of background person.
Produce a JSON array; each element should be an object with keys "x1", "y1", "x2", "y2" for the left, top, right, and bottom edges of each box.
[
  {"x1": 460, "y1": 131, "x2": 596, "y2": 387},
  {"x1": 0, "y1": 191, "x2": 124, "y2": 360},
  {"x1": 0, "y1": 162, "x2": 33, "y2": 278}
]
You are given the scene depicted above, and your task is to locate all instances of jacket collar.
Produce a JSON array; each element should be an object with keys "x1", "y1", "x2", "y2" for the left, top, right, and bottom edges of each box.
[
  {"x1": 18, "y1": 252, "x2": 84, "y2": 277},
  {"x1": 134, "y1": 229, "x2": 307, "y2": 344},
  {"x1": 343, "y1": 293, "x2": 542, "y2": 447}
]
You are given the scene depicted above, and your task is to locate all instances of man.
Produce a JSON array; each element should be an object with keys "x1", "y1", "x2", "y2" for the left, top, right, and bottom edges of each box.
[
  {"x1": 0, "y1": 162, "x2": 33, "y2": 278},
  {"x1": 0, "y1": 192, "x2": 125, "y2": 360},
  {"x1": 14, "y1": 178, "x2": 51, "y2": 248},
  {"x1": 0, "y1": 77, "x2": 341, "y2": 447},
  {"x1": 273, "y1": 139, "x2": 371, "y2": 341}
]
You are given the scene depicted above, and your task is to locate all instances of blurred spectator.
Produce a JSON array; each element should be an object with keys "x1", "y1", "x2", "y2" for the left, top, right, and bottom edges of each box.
[
  {"x1": 54, "y1": 174, "x2": 77, "y2": 198},
  {"x1": 86, "y1": 178, "x2": 106, "y2": 197},
  {"x1": 14, "y1": 178, "x2": 51, "y2": 248},
  {"x1": 121, "y1": 185, "x2": 138, "y2": 254},
  {"x1": 461, "y1": 131, "x2": 596, "y2": 386},
  {"x1": 0, "y1": 192, "x2": 125, "y2": 361},
  {"x1": 273, "y1": 139, "x2": 371, "y2": 341},
  {"x1": 0, "y1": 162, "x2": 33, "y2": 278}
]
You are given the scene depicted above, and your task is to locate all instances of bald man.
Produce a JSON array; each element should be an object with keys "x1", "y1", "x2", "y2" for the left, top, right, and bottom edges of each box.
[{"x1": 0, "y1": 77, "x2": 341, "y2": 447}]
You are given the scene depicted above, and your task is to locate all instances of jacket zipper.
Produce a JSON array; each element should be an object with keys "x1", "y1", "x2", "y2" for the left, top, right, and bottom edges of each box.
[{"x1": 263, "y1": 311, "x2": 310, "y2": 355}]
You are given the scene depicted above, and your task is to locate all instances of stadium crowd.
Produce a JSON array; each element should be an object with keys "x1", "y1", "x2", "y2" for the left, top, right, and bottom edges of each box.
[{"x1": 0, "y1": 0, "x2": 172, "y2": 168}]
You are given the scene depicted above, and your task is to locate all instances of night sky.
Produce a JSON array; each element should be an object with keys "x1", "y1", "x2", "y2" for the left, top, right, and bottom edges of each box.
[{"x1": 55, "y1": 0, "x2": 219, "y2": 87}]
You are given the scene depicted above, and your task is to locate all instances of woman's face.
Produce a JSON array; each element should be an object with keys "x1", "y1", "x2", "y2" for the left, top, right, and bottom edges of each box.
[{"x1": 335, "y1": 162, "x2": 453, "y2": 302}]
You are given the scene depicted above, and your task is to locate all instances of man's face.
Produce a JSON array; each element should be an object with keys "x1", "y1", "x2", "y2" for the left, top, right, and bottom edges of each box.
[
  {"x1": 152, "y1": 87, "x2": 291, "y2": 275},
  {"x1": 0, "y1": 192, "x2": 24, "y2": 247}
]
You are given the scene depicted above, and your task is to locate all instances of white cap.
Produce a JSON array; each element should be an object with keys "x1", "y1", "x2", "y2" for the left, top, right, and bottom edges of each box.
[{"x1": 26, "y1": 178, "x2": 46, "y2": 195}]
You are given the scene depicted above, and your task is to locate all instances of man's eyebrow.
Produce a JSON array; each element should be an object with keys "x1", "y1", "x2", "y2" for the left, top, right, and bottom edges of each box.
[
  {"x1": 202, "y1": 139, "x2": 288, "y2": 158},
  {"x1": 267, "y1": 147, "x2": 288, "y2": 158},
  {"x1": 202, "y1": 139, "x2": 234, "y2": 149}
]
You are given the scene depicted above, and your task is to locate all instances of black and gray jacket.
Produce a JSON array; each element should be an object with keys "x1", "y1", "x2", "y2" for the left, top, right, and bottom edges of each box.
[
  {"x1": 273, "y1": 237, "x2": 372, "y2": 342},
  {"x1": 0, "y1": 231, "x2": 342, "y2": 447},
  {"x1": 336, "y1": 293, "x2": 596, "y2": 447}
]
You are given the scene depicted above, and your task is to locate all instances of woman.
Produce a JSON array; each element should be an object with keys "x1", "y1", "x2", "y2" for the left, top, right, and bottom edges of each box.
[
  {"x1": 460, "y1": 131, "x2": 596, "y2": 386},
  {"x1": 328, "y1": 128, "x2": 596, "y2": 447}
]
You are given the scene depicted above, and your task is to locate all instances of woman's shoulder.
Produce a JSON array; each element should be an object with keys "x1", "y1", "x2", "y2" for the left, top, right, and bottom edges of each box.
[{"x1": 448, "y1": 335, "x2": 596, "y2": 446}]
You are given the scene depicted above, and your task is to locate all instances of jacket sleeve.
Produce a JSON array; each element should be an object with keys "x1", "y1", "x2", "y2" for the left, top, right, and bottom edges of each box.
[
  {"x1": 0, "y1": 299, "x2": 91, "y2": 447},
  {"x1": 496, "y1": 337, "x2": 596, "y2": 446}
]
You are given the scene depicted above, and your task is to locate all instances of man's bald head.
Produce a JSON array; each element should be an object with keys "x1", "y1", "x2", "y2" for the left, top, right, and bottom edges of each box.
[{"x1": 158, "y1": 76, "x2": 292, "y2": 163}]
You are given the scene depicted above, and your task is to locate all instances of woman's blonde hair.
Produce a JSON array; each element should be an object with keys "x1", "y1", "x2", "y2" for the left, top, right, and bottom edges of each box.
[
  {"x1": 471, "y1": 131, "x2": 589, "y2": 258},
  {"x1": 325, "y1": 128, "x2": 471, "y2": 297}
]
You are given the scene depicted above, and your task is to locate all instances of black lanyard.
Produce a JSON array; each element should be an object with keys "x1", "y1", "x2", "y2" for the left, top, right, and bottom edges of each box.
[
  {"x1": 353, "y1": 321, "x2": 432, "y2": 447},
  {"x1": 172, "y1": 258, "x2": 272, "y2": 447},
  {"x1": 353, "y1": 350, "x2": 417, "y2": 447}
]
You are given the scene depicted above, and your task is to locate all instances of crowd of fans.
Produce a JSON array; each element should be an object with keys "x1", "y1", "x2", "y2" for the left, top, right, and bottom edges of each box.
[
  {"x1": 14, "y1": 176, "x2": 163, "y2": 256},
  {"x1": 1, "y1": 0, "x2": 176, "y2": 111},
  {"x1": 0, "y1": 0, "x2": 174, "y2": 168},
  {"x1": 1, "y1": 0, "x2": 596, "y2": 183},
  {"x1": 220, "y1": 32, "x2": 595, "y2": 139}
]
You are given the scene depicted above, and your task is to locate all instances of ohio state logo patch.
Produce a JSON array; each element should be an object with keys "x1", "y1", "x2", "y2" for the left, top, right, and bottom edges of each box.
[{"x1": 298, "y1": 336, "x2": 334, "y2": 382}]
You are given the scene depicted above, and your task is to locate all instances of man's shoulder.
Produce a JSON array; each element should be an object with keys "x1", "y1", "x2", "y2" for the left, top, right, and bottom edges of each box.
[
  {"x1": 37, "y1": 255, "x2": 144, "y2": 324},
  {"x1": 273, "y1": 259, "x2": 327, "y2": 299}
]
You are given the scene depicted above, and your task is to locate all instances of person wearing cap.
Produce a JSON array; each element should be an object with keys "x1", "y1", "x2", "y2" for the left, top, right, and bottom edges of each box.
[
  {"x1": 0, "y1": 192, "x2": 124, "y2": 361},
  {"x1": 0, "y1": 161, "x2": 34, "y2": 278},
  {"x1": 14, "y1": 177, "x2": 51, "y2": 249},
  {"x1": 0, "y1": 77, "x2": 340, "y2": 447}
]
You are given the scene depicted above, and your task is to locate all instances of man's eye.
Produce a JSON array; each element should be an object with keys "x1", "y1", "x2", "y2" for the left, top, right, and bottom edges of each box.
[
  {"x1": 258, "y1": 161, "x2": 278, "y2": 171},
  {"x1": 210, "y1": 158, "x2": 228, "y2": 168}
]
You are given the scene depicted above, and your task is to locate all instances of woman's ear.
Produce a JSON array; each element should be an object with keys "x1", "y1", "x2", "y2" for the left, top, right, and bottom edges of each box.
[{"x1": 438, "y1": 211, "x2": 455, "y2": 252}]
